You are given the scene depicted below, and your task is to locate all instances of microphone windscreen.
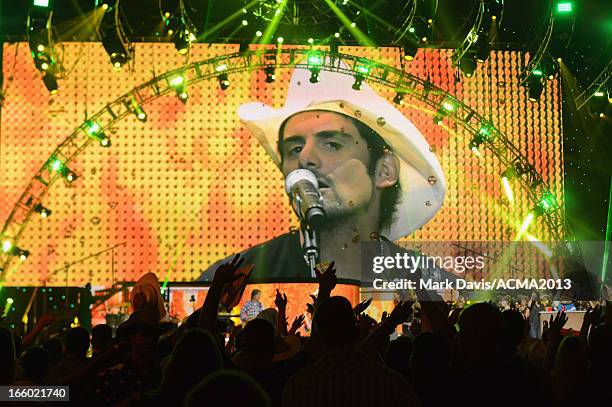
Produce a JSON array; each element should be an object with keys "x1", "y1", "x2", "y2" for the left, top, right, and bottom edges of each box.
[{"x1": 284, "y1": 169, "x2": 319, "y2": 193}]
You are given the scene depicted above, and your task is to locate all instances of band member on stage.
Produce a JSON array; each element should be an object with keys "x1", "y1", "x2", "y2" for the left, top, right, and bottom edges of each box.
[
  {"x1": 198, "y1": 61, "x2": 446, "y2": 282},
  {"x1": 240, "y1": 289, "x2": 264, "y2": 325}
]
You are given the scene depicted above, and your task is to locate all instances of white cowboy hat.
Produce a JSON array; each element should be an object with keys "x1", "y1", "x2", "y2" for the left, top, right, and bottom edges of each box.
[{"x1": 238, "y1": 59, "x2": 446, "y2": 240}]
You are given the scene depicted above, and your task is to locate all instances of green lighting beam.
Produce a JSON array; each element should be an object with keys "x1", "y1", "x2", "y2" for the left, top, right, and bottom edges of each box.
[
  {"x1": 200, "y1": 0, "x2": 260, "y2": 42},
  {"x1": 603, "y1": 176, "x2": 612, "y2": 284},
  {"x1": 322, "y1": 0, "x2": 375, "y2": 47},
  {"x1": 258, "y1": 0, "x2": 289, "y2": 45},
  {"x1": 341, "y1": 0, "x2": 400, "y2": 33}
]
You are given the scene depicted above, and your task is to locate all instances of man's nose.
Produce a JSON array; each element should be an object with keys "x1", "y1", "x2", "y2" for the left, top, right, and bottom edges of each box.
[{"x1": 298, "y1": 142, "x2": 320, "y2": 170}]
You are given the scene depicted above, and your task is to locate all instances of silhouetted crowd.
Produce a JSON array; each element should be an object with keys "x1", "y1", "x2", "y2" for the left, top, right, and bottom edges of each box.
[{"x1": 1, "y1": 257, "x2": 610, "y2": 407}]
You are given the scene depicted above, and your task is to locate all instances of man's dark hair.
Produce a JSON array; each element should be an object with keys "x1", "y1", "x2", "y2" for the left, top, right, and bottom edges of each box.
[
  {"x1": 278, "y1": 112, "x2": 401, "y2": 232},
  {"x1": 251, "y1": 289, "x2": 261, "y2": 299}
]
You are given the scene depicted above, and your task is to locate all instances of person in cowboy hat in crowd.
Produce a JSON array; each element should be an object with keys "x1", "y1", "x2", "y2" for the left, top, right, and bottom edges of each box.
[{"x1": 197, "y1": 58, "x2": 447, "y2": 282}]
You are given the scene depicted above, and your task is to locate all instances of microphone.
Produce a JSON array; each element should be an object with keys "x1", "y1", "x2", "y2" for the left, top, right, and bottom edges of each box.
[{"x1": 285, "y1": 169, "x2": 326, "y2": 228}]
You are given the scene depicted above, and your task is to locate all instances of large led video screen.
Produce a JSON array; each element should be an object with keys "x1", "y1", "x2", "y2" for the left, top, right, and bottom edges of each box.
[{"x1": 0, "y1": 43, "x2": 563, "y2": 286}]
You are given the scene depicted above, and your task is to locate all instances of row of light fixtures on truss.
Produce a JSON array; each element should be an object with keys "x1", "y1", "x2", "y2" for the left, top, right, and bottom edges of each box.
[{"x1": 522, "y1": 2, "x2": 575, "y2": 102}]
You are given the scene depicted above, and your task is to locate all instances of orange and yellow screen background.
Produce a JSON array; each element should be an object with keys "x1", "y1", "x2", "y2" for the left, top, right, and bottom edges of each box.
[{"x1": 0, "y1": 43, "x2": 563, "y2": 286}]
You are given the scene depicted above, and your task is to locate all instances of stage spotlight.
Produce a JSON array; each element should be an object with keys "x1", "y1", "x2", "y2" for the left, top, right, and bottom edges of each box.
[
  {"x1": 33, "y1": 203, "x2": 52, "y2": 218},
  {"x1": 2, "y1": 240, "x2": 12, "y2": 253},
  {"x1": 532, "y1": 192, "x2": 558, "y2": 216},
  {"x1": 488, "y1": 0, "x2": 504, "y2": 20},
  {"x1": 18, "y1": 249, "x2": 30, "y2": 262},
  {"x1": 352, "y1": 74, "x2": 364, "y2": 90},
  {"x1": 393, "y1": 92, "x2": 405, "y2": 105},
  {"x1": 403, "y1": 43, "x2": 418, "y2": 61},
  {"x1": 100, "y1": 136, "x2": 112, "y2": 148},
  {"x1": 42, "y1": 72, "x2": 58, "y2": 94},
  {"x1": 588, "y1": 93, "x2": 608, "y2": 118},
  {"x1": 556, "y1": 2, "x2": 573, "y2": 14},
  {"x1": 33, "y1": 0, "x2": 51, "y2": 8},
  {"x1": 65, "y1": 171, "x2": 77, "y2": 182},
  {"x1": 527, "y1": 76, "x2": 544, "y2": 101},
  {"x1": 46, "y1": 156, "x2": 77, "y2": 181},
  {"x1": 309, "y1": 68, "x2": 320, "y2": 83},
  {"x1": 459, "y1": 55, "x2": 477, "y2": 77},
  {"x1": 99, "y1": 0, "x2": 133, "y2": 70},
  {"x1": 218, "y1": 73, "x2": 230, "y2": 90},
  {"x1": 540, "y1": 55, "x2": 558, "y2": 80},
  {"x1": 468, "y1": 139, "x2": 482, "y2": 156},
  {"x1": 441, "y1": 100, "x2": 456, "y2": 112},
  {"x1": 173, "y1": 28, "x2": 190, "y2": 55},
  {"x1": 8, "y1": 246, "x2": 30, "y2": 262},
  {"x1": 264, "y1": 66, "x2": 276, "y2": 83},
  {"x1": 169, "y1": 74, "x2": 188, "y2": 101},
  {"x1": 135, "y1": 108, "x2": 147, "y2": 122},
  {"x1": 433, "y1": 115, "x2": 443, "y2": 125},
  {"x1": 475, "y1": 36, "x2": 490, "y2": 63},
  {"x1": 84, "y1": 121, "x2": 110, "y2": 147}
]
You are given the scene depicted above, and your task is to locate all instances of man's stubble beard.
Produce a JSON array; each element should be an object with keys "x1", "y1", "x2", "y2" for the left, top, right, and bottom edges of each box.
[{"x1": 317, "y1": 187, "x2": 370, "y2": 231}]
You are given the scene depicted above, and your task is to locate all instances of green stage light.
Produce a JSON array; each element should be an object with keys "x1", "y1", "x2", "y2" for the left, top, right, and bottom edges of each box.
[
  {"x1": 539, "y1": 193, "x2": 558, "y2": 213},
  {"x1": 442, "y1": 101, "x2": 455, "y2": 112},
  {"x1": 169, "y1": 75, "x2": 185, "y2": 87},
  {"x1": 2, "y1": 240, "x2": 12, "y2": 253},
  {"x1": 532, "y1": 69, "x2": 543, "y2": 76},
  {"x1": 85, "y1": 121, "x2": 101, "y2": 136},
  {"x1": 307, "y1": 53, "x2": 323, "y2": 66},
  {"x1": 479, "y1": 125, "x2": 492, "y2": 137},
  {"x1": 556, "y1": 2, "x2": 572, "y2": 13},
  {"x1": 51, "y1": 158, "x2": 62, "y2": 172},
  {"x1": 594, "y1": 91, "x2": 604, "y2": 97},
  {"x1": 33, "y1": 0, "x2": 50, "y2": 8},
  {"x1": 355, "y1": 64, "x2": 371, "y2": 74}
]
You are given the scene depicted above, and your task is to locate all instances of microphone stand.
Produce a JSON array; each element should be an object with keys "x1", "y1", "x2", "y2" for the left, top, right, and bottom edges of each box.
[{"x1": 301, "y1": 222, "x2": 320, "y2": 278}]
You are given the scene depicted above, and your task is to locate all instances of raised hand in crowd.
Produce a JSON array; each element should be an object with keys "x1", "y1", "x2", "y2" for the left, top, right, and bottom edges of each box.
[
  {"x1": 357, "y1": 313, "x2": 377, "y2": 342},
  {"x1": 289, "y1": 314, "x2": 305, "y2": 336},
  {"x1": 199, "y1": 254, "x2": 244, "y2": 333},
  {"x1": 580, "y1": 304, "x2": 603, "y2": 339},
  {"x1": 21, "y1": 312, "x2": 57, "y2": 350},
  {"x1": 353, "y1": 297, "x2": 372, "y2": 315},
  {"x1": 275, "y1": 289, "x2": 289, "y2": 336},
  {"x1": 306, "y1": 294, "x2": 318, "y2": 315},
  {"x1": 360, "y1": 301, "x2": 414, "y2": 358},
  {"x1": 314, "y1": 261, "x2": 337, "y2": 302},
  {"x1": 214, "y1": 254, "x2": 245, "y2": 286},
  {"x1": 544, "y1": 310, "x2": 569, "y2": 371}
]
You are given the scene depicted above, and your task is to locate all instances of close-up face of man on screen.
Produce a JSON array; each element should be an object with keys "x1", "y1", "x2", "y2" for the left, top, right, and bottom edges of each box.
[{"x1": 279, "y1": 110, "x2": 400, "y2": 235}]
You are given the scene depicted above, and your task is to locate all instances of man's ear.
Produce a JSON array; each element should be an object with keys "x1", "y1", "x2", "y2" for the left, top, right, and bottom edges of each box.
[{"x1": 374, "y1": 154, "x2": 399, "y2": 189}]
